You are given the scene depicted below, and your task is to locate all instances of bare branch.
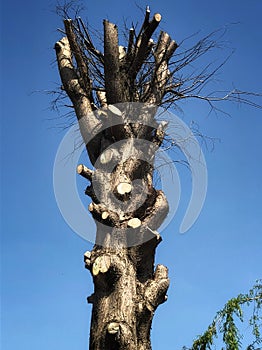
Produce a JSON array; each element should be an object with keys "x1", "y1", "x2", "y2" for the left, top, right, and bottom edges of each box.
[
  {"x1": 64, "y1": 19, "x2": 92, "y2": 94},
  {"x1": 128, "y1": 12, "x2": 162, "y2": 80},
  {"x1": 103, "y1": 20, "x2": 125, "y2": 103},
  {"x1": 127, "y1": 27, "x2": 135, "y2": 56},
  {"x1": 75, "y1": 17, "x2": 104, "y2": 63},
  {"x1": 54, "y1": 37, "x2": 91, "y2": 115},
  {"x1": 77, "y1": 164, "x2": 93, "y2": 180}
]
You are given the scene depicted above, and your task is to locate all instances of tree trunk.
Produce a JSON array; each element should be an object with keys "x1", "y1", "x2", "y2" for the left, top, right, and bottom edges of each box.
[
  {"x1": 86, "y1": 243, "x2": 169, "y2": 350},
  {"x1": 79, "y1": 116, "x2": 170, "y2": 349},
  {"x1": 83, "y1": 168, "x2": 169, "y2": 349},
  {"x1": 54, "y1": 8, "x2": 177, "y2": 349}
]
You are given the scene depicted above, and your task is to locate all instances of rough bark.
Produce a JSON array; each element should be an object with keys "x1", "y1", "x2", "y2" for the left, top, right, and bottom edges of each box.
[
  {"x1": 75, "y1": 107, "x2": 170, "y2": 349},
  {"x1": 103, "y1": 20, "x2": 126, "y2": 104},
  {"x1": 54, "y1": 8, "x2": 176, "y2": 350}
]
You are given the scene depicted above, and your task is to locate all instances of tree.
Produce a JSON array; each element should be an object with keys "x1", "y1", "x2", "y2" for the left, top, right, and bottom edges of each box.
[
  {"x1": 188, "y1": 280, "x2": 262, "y2": 350},
  {"x1": 54, "y1": 5, "x2": 261, "y2": 350}
]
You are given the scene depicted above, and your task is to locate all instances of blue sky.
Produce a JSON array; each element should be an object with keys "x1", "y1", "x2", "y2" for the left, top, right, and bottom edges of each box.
[{"x1": 1, "y1": 0, "x2": 262, "y2": 349}]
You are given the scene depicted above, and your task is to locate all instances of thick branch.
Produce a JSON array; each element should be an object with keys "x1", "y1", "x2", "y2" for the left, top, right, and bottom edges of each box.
[
  {"x1": 152, "y1": 121, "x2": 168, "y2": 147},
  {"x1": 64, "y1": 19, "x2": 91, "y2": 94},
  {"x1": 144, "y1": 264, "x2": 169, "y2": 311},
  {"x1": 77, "y1": 164, "x2": 93, "y2": 180},
  {"x1": 143, "y1": 190, "x2": 169, "y2": 230},
  {"x1": 89, "y1": 202, "x2": 120, "y2": 227},
  {"x1": 103, "y1": 20, "x2": 125, "y2": 103},
  {"x1": 147, "y1": 31, "x2": 178, "y2": 104},
  {"x1": 54, "y1": 37, "x2": 100, "y2": 147},
  {"x1": 96, "y1": 90, "x2": 107, "y2": 108},
  {"x1": 140, "y1": 6, "x2": 151, "y2": 35},
  {"x1": 54, "y1": 37, "x2": 89, "y2": 110},
  {"x1": 128, "y1": 13, "x2": 162, "y2": 80},
  {"x1": 127, "y1": 27, "x2": 135, "y2": 56},
  {"x1": 55, "y1": 35, "x2": 104, "y2": 165}
]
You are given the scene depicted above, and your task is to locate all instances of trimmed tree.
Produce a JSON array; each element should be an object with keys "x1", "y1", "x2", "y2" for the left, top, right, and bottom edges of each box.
[{"x1": 54, "y1": 6, "x2": 261, "y2": 350}]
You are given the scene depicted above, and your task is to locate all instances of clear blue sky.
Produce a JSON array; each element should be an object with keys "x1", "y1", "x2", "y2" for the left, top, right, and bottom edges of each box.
[{"x1": 1, "y1": 0, "x2": 262, "y2": 349}]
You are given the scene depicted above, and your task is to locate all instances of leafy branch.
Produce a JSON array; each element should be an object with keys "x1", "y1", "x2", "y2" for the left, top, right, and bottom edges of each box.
[{"x1": 186, "y1": 281, "x2": 262, "y2": 350}]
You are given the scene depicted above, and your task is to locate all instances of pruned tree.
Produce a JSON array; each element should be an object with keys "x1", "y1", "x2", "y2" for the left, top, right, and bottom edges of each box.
[{"x1": 54, "y1": 4, "x2": 261, "y2": 350}]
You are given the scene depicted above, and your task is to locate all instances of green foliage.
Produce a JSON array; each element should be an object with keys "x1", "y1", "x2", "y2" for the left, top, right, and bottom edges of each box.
[{"x1": 187, "y1": 281, "x2": 262, "y2": 350}]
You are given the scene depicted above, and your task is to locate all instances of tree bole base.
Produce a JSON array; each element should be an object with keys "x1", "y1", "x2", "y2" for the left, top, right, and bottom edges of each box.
[{"x1": 85, "y1": 235, "x2": 169, "y2": 350}]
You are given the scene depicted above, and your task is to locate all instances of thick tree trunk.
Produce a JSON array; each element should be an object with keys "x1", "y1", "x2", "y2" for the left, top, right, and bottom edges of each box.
[
  {"x1": 80, "y1": 135, "x2": 169, "y2": 349},
  {"x1": 83, "y1": 166, "x2": 169, "y2": 349},
  {"x1": 85, "y1": 243, "x2": 169, "y2": 350},
  {"x1": 54, "y1": 8, "x2": 177, "y2": 349}
]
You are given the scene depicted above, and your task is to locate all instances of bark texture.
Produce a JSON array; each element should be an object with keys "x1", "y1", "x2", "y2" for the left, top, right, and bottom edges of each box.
[{"x1": 55, "y1": 8, "x2": 178, "y2": 350}]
